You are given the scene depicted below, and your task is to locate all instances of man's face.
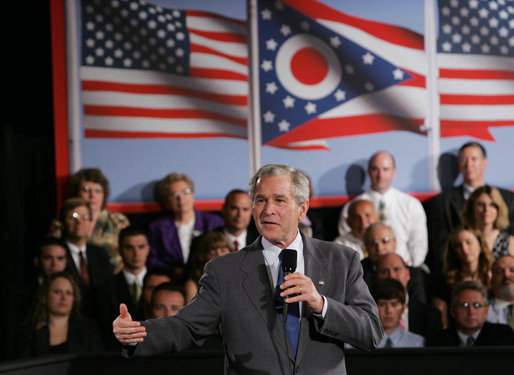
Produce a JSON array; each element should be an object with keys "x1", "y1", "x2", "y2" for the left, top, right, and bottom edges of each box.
[
  {"x1": 151, "y1": 290, "x2": 185, "y2": 318},
  {"x1": 347, "y1": 200, "x2": 378, "y2": 239},
  {"x1": 368, "y1": 152, "x2": 396, "y2": 194},
  {"x1": 252, "y1": 175, "x2": 308, "y2": 248},
  {"x1": 377, "y1": 298, "x2": 405, "y2": 332},
  {"x1": 458, "y1": 146, "x2": 487, "y2": 186},
  {"x1": 165, "y1": 180, "x2": 195, "y2": 215},
  {"x1": 222, "y1": 193, "x2": 252, "y2": 235},
  {"x1": 37, "y1": 245, "x2": 67, "y2": 277},
  {"x1": 365, "y1": 225, "x2": 396, "y2": 263},
  {"x1": 119, "y1": 234, "x2": 150, "y2": 272},
  {"x1": 491, "y1": 256, "x2": 514, "y2": 301},
  {"x1": 376, "y1": 254, "x2": 410, "y2": 289},
  {"x1": 143, "y1": 274, "x2": 171, "y2": 307},
  {"x1": 63, "y1": 205, "x2": 91, "y2": 241},
  {"x1": 451, "y1": 289, "x2": 489, "y2": 335}
]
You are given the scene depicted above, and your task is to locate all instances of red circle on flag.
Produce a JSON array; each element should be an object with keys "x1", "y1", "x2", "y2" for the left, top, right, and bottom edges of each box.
[{"x1": 290, "y1": 47, "x2": 328, "y2": 85}]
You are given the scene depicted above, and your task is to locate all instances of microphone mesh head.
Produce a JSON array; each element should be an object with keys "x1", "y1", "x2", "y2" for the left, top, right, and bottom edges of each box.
[{"x1": 281, "y1": 249, "x2": 297, "y2": 273}]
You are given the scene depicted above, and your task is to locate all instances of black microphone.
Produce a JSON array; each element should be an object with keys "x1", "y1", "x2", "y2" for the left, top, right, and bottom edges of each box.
[{"x1": 281, "y1": 249, "x2": 297, "y2": 323}]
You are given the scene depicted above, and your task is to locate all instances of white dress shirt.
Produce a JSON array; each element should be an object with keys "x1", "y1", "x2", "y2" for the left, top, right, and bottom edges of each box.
[
  {"x1": 487, "y1": 297, "x2": 513, "y2": 324},
  {"x1": 333, "y1": 232, "x2": 365, "y2": 260},
  {"x1": 377, "y1": 327, "x2": 425, "y2": 348},
  {"x1": 338, "y1": 187, "x2": 428, "y2": 266},
  {"x1": 224, "y1": 230, "x2": 248, "y2": 250},
  {"x1": 66, "y1": 241, "x2": 87, "y2": 271}
]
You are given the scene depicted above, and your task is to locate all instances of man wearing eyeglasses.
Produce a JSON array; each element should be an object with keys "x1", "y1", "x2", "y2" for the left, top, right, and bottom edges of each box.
[
  {"x1": 487, "y1": 255, "x2": 514, "y2": 330},
  {"x1": 361, "y1": 223, "x2": 397, "y2": 286},
  {"x1": 431, "y1": 280, "x2": 514, "y2": 346}
]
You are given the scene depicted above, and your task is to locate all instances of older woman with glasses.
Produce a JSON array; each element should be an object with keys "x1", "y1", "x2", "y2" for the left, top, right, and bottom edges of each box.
[
  {"x1": 432, "y1": 227, "x2": 494, "y2": 329},
  {"x1": 49, "y1": 168, "x2": 129, "y2": 273},
  {"x1": 462, "y1": 185, "x2": 514, "y2": 259},
  {"x1": 17, "y1": 272, "x2": 104, "y2": 358},
  {"x1": 146, "y1": 173, "x2": 224, "y2": 281}
]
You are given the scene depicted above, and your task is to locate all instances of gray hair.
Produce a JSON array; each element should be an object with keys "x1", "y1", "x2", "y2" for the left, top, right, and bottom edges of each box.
[
  {"x1": 450, "y1": 280, "x2": 488, "y2": 307},
  {"x1": 248, "y1": 164, "x2": 310, "y2": 206}
]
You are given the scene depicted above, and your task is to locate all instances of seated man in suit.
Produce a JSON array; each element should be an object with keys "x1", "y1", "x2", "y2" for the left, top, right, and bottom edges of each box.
[
  {"x1": 113, "y1": 163, "x2": 383, "y2": 375},
  {"x1": 219, "y1": 189, "x2": 258, "y2": 251},
  {"x1": 334, "y1": 199, "x2": 379, "y2": 260},
  {"x1": 370, "y1": 278, "x2": 425, "y2": 348},
  {"x1": 112, "y1": 226, "x2": 150, "y2": 321},
  {"x1": 361, "y1": 223, "x2": 397, "y2": 286},
  {"x1": 428, "y1": 142, "x2": 514, "y2": 279},
  {"x1": 338, "y1": 151, "x2": 428, "y2": 267},
  {"x1": 149, "y1": 282, "x2": 186, "y2": 318},
  {"x1": 34, "y1": 237, "x2": 68, "y2": 284},
  {"x1": 487, "y1": 255, "x2": 514, "y2": 329},
  {"x1": 431, "y1": 280, "x2": 514, "y2": 346},
  {"x1": 141, "y1": 268, "x2": 173, "y2": 319},
  {"x1": 376, "y1": 253, "x2": 442, "y2": 341}
]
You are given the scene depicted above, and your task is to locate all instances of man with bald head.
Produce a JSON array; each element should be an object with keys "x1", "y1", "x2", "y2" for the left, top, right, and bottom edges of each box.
[
  {"x1": 334, "y1": 199, "x2": 378, "y2": 259},
  {"x1": 361, "y1": 223, "x2": 397, "y2": 286},
  {"x1": 376, "y1": 253, "x2": 442, "y2": 341},
  {"x1": 338, "y1": 151, "x2": 428, "y2": 267},
  {"x1": 487, "y1": 255, "x2": 514, "y2": 330}
]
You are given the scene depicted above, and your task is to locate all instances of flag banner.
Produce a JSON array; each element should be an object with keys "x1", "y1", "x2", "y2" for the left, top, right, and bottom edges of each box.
[
  {"x1": 80, "y1": 0, "x2": 248, "y2": 139},
  {"x1": 256, "y1": 0, "x2": 414, "y2": 148},
  {"x1": 255, "y1": 0, "x2": 429, "y2": 149},
  {"x1": 437, "y1": 0, "x2": 514, "y2": 140}
]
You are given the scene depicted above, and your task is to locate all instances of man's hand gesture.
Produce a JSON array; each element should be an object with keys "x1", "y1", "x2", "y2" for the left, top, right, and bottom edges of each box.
[{"x1": 113, "y1": 303, "x2": 147, "y2": 344}]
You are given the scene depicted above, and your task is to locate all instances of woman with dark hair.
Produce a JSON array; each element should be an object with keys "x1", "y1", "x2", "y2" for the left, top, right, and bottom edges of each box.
[
  {"x1": 17, "y1": 272, "x2": 104, "y2": 357},
  {"x1": 184, "y1": 231, "x2": 233, "y2": 303},
  {"x1": 49, "y1": 168, "x2": 129, "y2": 273},
  {"x1": 462, "y1": 185, "x2": 514, "y2": 258},
  {"x1": 432, "y1": 227, "x2": 493, "y2": 329}
]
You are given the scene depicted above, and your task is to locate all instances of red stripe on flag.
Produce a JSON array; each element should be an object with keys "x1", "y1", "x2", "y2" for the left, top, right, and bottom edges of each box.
[
  {"x1": 440, "y1": 94, "x2": 514, "y2": 105},
  {"x1": 84, "y1": 106, "x2": 247, "y2": 127},
  {"x1": 280, "y1": 0, "x2": 424, "y2": 50},
  {"x1": 82, "y1": 80, "x2": 247, "y2": 105},
  {"x1": 189, "y1": 28, "x2": 246, "y2": 43},
  {"x1": 188, "y1": 67, "x2": 247, "y2": 80},
  {"x1": 439, "y1": 68, "x2": 514, "y2": 80},
  {"x1": 190, "y1": 43, "x2": 247, "y2": 65},
  {"x1": 440, "y1": 120, "x2": 514, "y2": 140},
  {"x1": 397, "y1": 68, "x2": 426, "y2": 88},
  {"x1": 266, "y1": 114, "x2": 425, "y2": 147},
  {"x1": 84, "y1": 129, "x2": 245, "y2": 139},
  {"x1": 186, "y1": 10, "x2": 246, "y2": 27}
]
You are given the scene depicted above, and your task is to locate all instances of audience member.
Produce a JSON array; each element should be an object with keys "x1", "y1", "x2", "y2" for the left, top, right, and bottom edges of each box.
[
  {"x1": 150, "y1": 282, "x2": 186, "y2": 318},
  {"x1": 147, "y1": 173, "x2": 224, "y2": 281},
  {"x1": 462, "y1": 185, "x2": 514, "y2": 258},
  {"x1": 142, "y1": 268, "x2": 173, "y2": 319},
  {"x1": 218, "y1": 189, "x2": 258, "y2": 250},
  {"x1": 428, "y1": 142, "x2": 514, "y2": 281},
  {"x1": 376, "y1": 253, "x2": 442, "y2": 341},
  {"x1": 185, "y1": 231, "x2": 233, "y2": 303},
  {"x1": 112, "y1": 227, "x2": 149, "y2": 321},
  {"x1": 487, "y1": 255, "x2": 514, "y2": 329},
  {"x1": 338, "y1": 151, "x2": 428, "y2": 266},
  {"x1": 49, "y1": 168, "x2": 129, "y2": 273},
  {"x1": 298, "y1": 173, "x2": 324, "y2": 239},
  {"x1": 334, "y1": 199, "x2": 379, "y2": 259},
  {"x1": 17, "y1": 272, "x2": 104, "y2": 358},
  {"x1": 361, "y1": 223, "x2": 397, "y2": 286},
  {"x1": 370, "y1": 278, "x2": 425, "y2": 348},
  {"x1": 432, "y1": 227, "x2": 494, "y2": 329},
  {"x1": 34, "y1": 237, "x2": 68, "y2": 284},
  {"x1": 431, "y1": 280, "x2": 514, "y2": 346}
]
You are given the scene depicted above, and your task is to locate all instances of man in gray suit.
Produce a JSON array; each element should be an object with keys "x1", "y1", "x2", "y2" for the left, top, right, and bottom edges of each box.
[{"x1": 113, "y1": 164, "x2": 383, "y2": 374}]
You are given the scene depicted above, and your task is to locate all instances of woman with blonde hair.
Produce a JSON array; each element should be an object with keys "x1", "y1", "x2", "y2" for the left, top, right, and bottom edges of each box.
[
  {"x1": 17, "y1": 272, "x2": 103, "y2": 357},
  {"x1": 462, "y1": 185, "x2": 514, "y2": 258}
]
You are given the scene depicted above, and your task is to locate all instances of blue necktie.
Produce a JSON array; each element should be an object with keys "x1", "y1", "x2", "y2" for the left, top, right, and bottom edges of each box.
[{"x1": 275, "y1": 250, "x2": 300, "y2": 356}]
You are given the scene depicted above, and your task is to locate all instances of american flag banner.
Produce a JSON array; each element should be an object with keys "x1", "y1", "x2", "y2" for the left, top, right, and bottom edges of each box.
[
  {"x1": 80, "y1": 0, "x2": 248, "y2": 139},
  {"x1": 252, "y1": 0, "x2": 429, "y2": 150},
  {"x1": 437, "y1": 0, "x2": 514, "y2": 140}
]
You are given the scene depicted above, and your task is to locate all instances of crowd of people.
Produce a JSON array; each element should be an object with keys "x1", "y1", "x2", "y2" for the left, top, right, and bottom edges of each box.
[{"x1": 15, "y1": 141, "x2": 514, "y2": 360}]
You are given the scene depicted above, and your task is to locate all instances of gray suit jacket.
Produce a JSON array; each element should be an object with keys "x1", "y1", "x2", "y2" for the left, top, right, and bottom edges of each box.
[{"x1": 129, "y1": 234, "x2": 383, "y2": 374}]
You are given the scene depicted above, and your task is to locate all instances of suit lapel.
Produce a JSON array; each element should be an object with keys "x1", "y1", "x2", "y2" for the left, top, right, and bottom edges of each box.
[
  {"x1": 296, "y1": 235, "x2": 330, "y2": 363},
  {"x1": 240, "y1": 238, "x2": 290, "y2": 356}
]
